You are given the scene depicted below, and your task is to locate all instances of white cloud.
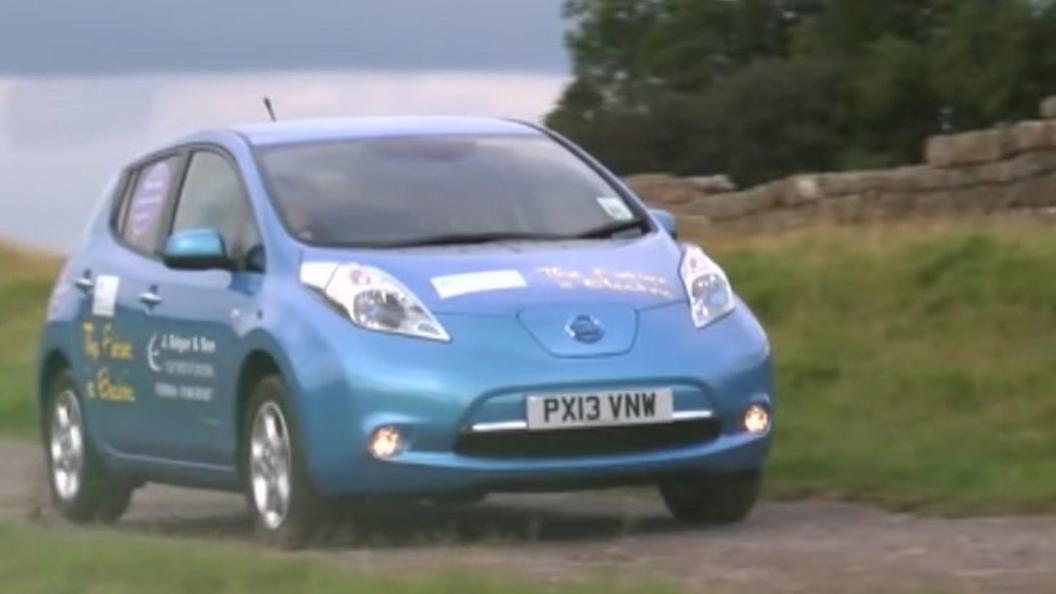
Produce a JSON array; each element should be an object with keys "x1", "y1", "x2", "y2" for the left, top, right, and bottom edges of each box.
[
  {"x1": 0, "y1": 70, "x2": 568, "y2": 252},
  {"x1": 145, "y1": 70, "x2": 568, "y2": 134}
]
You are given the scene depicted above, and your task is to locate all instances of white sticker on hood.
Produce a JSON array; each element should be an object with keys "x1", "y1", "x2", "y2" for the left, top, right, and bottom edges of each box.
[
  {"x1": 432, "y1": 270, "x2": 527, "y2": 299},
  {"x1": 596, "y1": 196, "x2": 634, "y2": 221}
]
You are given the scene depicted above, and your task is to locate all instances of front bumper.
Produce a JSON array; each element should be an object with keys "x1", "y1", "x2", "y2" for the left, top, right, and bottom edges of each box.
[
  {"x1": 351, "y1": 429, "x2": 770, "y2": 496},
  {"x1": 287, "y1": 301, "x2": 774, "y2": 496}
]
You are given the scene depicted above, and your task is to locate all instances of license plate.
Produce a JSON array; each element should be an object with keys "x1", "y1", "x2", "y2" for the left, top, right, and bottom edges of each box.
[{"x1": 526, "y1": 388, "x2": 674, "y2": 431}]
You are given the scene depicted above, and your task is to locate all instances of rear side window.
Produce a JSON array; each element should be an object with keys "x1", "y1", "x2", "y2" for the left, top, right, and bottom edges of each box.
[{"x1": 120, "y1": 157, "x2": 178, "y2": 254}]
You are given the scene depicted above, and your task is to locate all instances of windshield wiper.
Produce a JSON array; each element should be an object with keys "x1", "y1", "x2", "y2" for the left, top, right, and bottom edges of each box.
[
  {"x1": 378, "y1": 220, "x2": 649, "y2": 248},
  {"x1": 575, "y1": 218, "x2": 649, "y2": 239},
  {"x1": 382, "y1": 231, "x2": 567, "y2": 248}
]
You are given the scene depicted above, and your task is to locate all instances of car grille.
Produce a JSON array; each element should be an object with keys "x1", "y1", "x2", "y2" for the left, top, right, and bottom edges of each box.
[{"x1": 454, "y1": 420, "x2": 721, "y2": 459}]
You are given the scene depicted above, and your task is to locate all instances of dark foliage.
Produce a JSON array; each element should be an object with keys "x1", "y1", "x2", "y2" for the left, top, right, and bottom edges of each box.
[{"x1": 548, "y1": 0, "x2": 1056, "y2": 185}]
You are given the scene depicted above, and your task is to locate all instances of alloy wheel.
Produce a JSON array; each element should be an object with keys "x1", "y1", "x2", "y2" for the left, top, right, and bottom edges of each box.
[
  {"x1": 249, "y1": 401, "x2": 293, "y2": 530},
  {"x1": 50, "y1": 389, "x2": 85, "y2": 502}
]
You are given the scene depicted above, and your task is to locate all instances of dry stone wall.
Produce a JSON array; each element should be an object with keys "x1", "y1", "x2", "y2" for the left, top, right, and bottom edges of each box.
[{"x1": 626, "y1": 97, "x2": 1056, "y2": 232}]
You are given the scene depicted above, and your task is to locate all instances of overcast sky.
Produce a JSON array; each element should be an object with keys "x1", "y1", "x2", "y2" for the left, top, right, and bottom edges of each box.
[
  {"x1": 1, "y1": 1, "x2": 568, "y2": 75},
  {"x1": 0, "y1": 1, "x2": 571, "y2": 252}
]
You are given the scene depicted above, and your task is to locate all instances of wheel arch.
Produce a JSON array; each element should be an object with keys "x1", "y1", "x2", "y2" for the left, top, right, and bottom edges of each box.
[
  {"x1": 37, "y1": 349, "x2": 73, "y2": 431},
  {"x1": 232, "y1": 317, "x2": 349, "y2": 491},
  {"x1": 234, "y1": 349, "x2": 282, "y2": 477}
]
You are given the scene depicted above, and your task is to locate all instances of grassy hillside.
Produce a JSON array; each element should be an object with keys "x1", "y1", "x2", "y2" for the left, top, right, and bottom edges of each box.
[
  {"x1": 1, "y1": 222, "x2": 1055, "y2": 513},
  {"x1": 0, "y1": 243, "x2": 60, "y2": 436},
  {"x1": 709, "y1": 222, "x2": 1056, "y2": 514}
]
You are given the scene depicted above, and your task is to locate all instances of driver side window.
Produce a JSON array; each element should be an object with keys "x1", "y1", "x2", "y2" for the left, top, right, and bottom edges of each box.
[{"x1": 171, "y1": 150, "x2": 260, "y2": 266}]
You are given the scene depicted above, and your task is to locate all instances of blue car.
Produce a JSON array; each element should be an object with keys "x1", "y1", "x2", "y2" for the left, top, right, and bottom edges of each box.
[{"x1": 38, "y1": 117, "x2": 773, "y2": 546}]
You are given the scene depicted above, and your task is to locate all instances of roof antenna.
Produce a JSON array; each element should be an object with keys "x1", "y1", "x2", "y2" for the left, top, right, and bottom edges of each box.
[{"x1": 262, "y1": 97, "x2": 278, "y2": 122}]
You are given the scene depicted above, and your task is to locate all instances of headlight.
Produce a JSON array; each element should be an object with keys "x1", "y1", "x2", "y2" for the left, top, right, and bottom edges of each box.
[
  {"x1": 300, "y1": 262, "x2": 450, "y2": 342},
  {"x1": 679, "y1": 244, "x2": 735, "y2": 329}
]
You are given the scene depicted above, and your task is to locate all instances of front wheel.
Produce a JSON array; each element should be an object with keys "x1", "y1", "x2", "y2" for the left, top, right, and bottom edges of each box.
[
  {"x1": 242, "y1": 375, "x2": 323, "y2": 549},
  {"x1": 659, "y1": 471, "x2": 761, "y2": 526},
  {"x1": 44, "y1": 370, "x2": 133, "y2": 524}
]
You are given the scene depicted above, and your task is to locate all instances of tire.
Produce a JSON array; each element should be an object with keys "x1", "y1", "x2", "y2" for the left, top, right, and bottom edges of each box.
[
  {"x1": 659, "y1": 471, "x2": 762, "y2": 526},
  {"x1": 242, "y1": 374, "x2": 323, "y2": 549},
  {"x1": 43, "y1": 370, "x2": 133, "y2": 524}
]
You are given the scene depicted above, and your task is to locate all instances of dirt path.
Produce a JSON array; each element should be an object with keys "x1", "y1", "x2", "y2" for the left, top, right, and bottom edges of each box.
[{"x1": 3, "y1": 438, "x2": 1054, "y2": 593}]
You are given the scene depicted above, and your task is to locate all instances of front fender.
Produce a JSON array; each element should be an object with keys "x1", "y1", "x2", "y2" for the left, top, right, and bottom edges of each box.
[{"x1": 236, "y1": 288, "x2": 360, "y2": 481}]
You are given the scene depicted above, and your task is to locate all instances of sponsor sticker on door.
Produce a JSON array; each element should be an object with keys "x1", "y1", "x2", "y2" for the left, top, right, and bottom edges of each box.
[{"x1": 91, "y1": 275, "x2": 120, "y2": 318}]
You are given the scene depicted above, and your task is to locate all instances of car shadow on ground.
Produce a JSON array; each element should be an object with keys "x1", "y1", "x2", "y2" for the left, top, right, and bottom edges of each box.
[{"x1": 116, "y1": 496, "x2": 695, "y2": 549}]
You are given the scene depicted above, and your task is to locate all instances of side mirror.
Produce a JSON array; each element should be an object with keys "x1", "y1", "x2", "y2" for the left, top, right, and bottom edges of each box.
[
  {"x1": 650, "y1": 209, "x2": 678, "y2": 239},
  {"x1": 163, "y1": 229, "x2": 231, "y2": 271}
]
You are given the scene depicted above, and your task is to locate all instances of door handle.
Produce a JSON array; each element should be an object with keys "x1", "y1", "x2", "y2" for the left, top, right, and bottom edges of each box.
[
  {"x1": 138, "y1": 291, "x2": 163, "y2": 308},
  {"x1": 74, "y1": 276, "x2": 94, "y2": 292}
]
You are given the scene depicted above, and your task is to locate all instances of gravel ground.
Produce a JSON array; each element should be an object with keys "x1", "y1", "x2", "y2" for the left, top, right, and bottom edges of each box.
[{"x1": 3, "y1": 439, "x2": 1054, "y2": 593}]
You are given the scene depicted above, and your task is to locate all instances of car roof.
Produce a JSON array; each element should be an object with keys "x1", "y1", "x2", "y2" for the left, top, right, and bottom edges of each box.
[{"x1": 226, "y1": 116, "x2": 542, "y2": 147}]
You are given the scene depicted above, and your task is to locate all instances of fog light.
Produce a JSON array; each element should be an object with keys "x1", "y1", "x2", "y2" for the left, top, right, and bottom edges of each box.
[
  {"x1": 744, "y1": 405, "x2": 770, "y2": 434},
  {"x1": 369, "y1": 426, "x2": 403, "y2": 459}
]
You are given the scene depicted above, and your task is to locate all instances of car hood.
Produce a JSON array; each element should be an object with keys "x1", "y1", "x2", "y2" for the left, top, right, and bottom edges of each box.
[{"x1": 299, "y1": 233, "x2": 687, "y2": 316}]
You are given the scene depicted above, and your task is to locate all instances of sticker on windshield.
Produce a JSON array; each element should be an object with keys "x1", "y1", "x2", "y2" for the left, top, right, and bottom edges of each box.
[
  {"x1": 91, "y1": 275, "x2": 120, "y2": 318},
  {"x1": 432, "y1": 270, "x2": 527, "y2": 299},
  {"x1": 596, "y1": 196, "x2": 634, "y2": 221}
]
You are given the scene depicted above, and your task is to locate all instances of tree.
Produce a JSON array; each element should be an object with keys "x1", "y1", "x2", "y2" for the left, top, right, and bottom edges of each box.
[
  {"x1": 931, "y1": 0, "x2": 1037, "y2": 129},
  {"x1": 681, "y1": 58, "x2": 847, "y2": 184},
  {"x1": 548, "y1": 0, "x2": 1056, "y2": 185},
  {"x1": 848, "y1": 35, "x2": 938, "y2": 168},
  {"x1": 561, "y1": 0, "x2": 665, "y2": 108}
]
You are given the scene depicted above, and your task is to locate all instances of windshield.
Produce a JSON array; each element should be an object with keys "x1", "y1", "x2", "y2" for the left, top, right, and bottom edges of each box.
[{"x1": 256, "y1": 133, "x2": 646, "y2": 247}]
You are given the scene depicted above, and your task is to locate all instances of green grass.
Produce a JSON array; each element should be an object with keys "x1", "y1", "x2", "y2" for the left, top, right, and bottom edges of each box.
[
  {"x1": 0, "y1": 244, "x2": 59, "y2": 436},
  {"x1": 2, "y1": 222, "x2": 1056, "y2": 514},
  {"x1": 0, "y1": 522, "x2": 674, "y2": 594},
  {"x1": 706, "y1": 222, "x2": 1056, "y2": 514}
]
